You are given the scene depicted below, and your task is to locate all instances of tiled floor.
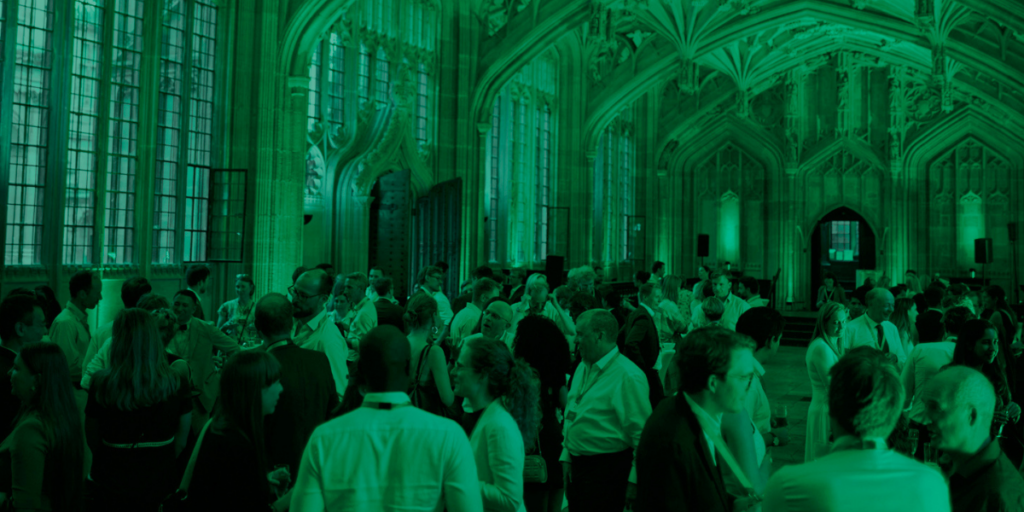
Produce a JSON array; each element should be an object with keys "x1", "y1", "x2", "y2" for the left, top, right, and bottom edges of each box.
[{"x1": 760, "y1": 346, "x2": 813, "y2": 468}]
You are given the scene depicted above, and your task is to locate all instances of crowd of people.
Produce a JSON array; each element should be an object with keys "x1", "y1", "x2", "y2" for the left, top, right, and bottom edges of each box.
[{"x1": 0, "y1": 261, "x2": 1022, "y2": 511}]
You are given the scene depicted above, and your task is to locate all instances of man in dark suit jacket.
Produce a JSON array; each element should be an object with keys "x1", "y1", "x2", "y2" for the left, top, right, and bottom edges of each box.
[
  {"x1": 636, "y1": 326, "x2": 757, "y2": 512},
  {"x1": 504, "y1": 267, "x2": 527, "y2": 303},
  {"x1": 255, "y1": 293, "x2": 339, "y2": 473},
  {"x1": 916, "y1": 285, "x2": 946, "y2": 343},
  {"x1": 371, "y1": 277, "x2": 405, "y2": 331},
  {"x1": 621, "y1": 283, "x2": 664, "y2": 407}
]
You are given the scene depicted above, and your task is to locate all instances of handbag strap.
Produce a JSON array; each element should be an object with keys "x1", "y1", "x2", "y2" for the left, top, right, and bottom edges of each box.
[{"x1": 178, "y1": 419, "x2": 214, "y2": 493}]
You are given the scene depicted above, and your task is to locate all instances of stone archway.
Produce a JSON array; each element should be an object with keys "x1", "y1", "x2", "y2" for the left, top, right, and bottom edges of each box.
[{"x1": 809, "y1": 206, "x2": 877, "y2": 309}]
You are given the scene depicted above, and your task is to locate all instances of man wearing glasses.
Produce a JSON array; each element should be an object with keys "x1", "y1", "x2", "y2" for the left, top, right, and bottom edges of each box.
[{"x1": 291, "y1": 270, "x2": 349, "y2": 398}]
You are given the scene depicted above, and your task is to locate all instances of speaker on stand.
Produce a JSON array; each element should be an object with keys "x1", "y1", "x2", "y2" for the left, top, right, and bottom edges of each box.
[
  {"x1": 697, "y1": 234, "x2": 710, "y2": 267},
  {"x1": 975, "y1": 238, "x2": 994, "y2": 285}
]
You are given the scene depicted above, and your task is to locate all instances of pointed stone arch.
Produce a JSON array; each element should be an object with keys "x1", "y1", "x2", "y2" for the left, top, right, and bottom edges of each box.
[
  {"x1": 904, "y1": 107, "x2": 1024, "y2": 175},
  {"x1": 799, "y1": 137, "x2": 888, "y2": 178}
]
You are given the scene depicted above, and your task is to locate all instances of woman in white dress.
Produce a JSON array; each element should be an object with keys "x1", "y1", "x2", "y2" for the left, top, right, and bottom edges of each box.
[{"x1": 805, "y1": 301, "x2": 848, "y2": 462}]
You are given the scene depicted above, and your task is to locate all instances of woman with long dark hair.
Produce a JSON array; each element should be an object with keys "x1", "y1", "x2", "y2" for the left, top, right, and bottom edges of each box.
[
  {"x1": 85, "y1": 309, "x2": 191, "y2": 510},
  {"x1": 950, "y1": 319, "x2": 1020, "y2": 439},
  {"x1": 890, "y1": 297, "x2": 919, "y2": 357},
  {"x1": 512, "y1": 316, "x2": 571, "y2": 512},
  {"x1": 187, "y1": 351, "x2": 289, "y2": 511},
  {"x1": 0, "y1": 343, "x2": 85, "y2": 511},
  {"x1": 405, "y1": 293, "x2": 455, "y2": 417},
  {"x1": 453, "y1": 336, "x2": 540, "y2": 512}
]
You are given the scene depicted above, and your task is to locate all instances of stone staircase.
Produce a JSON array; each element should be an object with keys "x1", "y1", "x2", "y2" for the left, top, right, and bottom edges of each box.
[{"x1": 781, "y1": 314, "x2": 817, "y2": 347}]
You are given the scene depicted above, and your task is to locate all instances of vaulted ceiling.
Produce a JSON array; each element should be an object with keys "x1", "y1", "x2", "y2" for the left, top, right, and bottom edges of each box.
[{"x1": 478, "y1": 0, "x2": 1024, "y2": 167}]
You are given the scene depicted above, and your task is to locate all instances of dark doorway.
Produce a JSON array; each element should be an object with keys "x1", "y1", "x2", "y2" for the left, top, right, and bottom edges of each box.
[
  {"x1": 411, "y1": 178, "x2": 462, "y2": 301},
  {"x1": 810, "y1": 207, "x2": 876, "y2": 309},
  {"x1": 368, "y1": 170, "x2": 412, "y2": 301}
]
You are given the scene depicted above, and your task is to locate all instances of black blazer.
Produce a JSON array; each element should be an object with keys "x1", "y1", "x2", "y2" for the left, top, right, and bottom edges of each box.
[
  {"x1": 506, "y1": 285, "x2": 525, "y2": 304},
  {"x1": 620, "y1": 306, "x2": 660, "y2": 373},
  {"x1": 916, "y1": 309, "x2": 944, "y2": 343},
  {"x1": 636, "y1": 395, "x2": 731, "y2": 512},
  {"x1": 374, "y1": 299, "x2": 405, "y2": 331},
  {"x1": 263, "y1": 343, "x2": 339, "y2": 472},
  {"x1": 0, "y1": 347, "x2": 18, "y2": 441}
]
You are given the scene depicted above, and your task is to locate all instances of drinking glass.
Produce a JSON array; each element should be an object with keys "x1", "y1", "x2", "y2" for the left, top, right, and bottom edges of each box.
[
  {"x1": 905, "y1": 428, "x2": 919, "y2": 456},
  {"x1": 923, "y1": 442, "x2": 940, "y2": 464},
  {"x1": 774, "y1": 404, "x2": 789, "y2": 428}
]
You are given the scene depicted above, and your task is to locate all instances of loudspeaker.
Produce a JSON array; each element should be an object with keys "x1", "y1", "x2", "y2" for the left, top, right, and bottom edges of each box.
[
  {"x1": 546, "y1": 255, "x2": 565, "y2": 289},
  {"x1": 697, "y1": 234, "x2": 710, "y2": 258},
  {"x1": 1010, "y1": 223, "x2": 1018, "y2": 242},
  {"x1": 975, "y1": 238, "x2": 994, "y2": 264}
]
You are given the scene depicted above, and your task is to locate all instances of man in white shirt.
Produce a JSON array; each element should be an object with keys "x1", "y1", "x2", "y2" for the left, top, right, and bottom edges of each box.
[
  {"x1": 763, "y1": 347, "x2": 950, "y2": 512},
  {"x1": 49, "y1": 270, "x2": 103, "y2": 388},
  {"x1": 737, "y1": 276, "x2": 770, "y2": 308},
  {"x1": 291, "y1": 270, "x2": 349, "y2": 397},
  {"x1": 291, "y1": 325, "x2": 482, "y2": 512},
  {"x1": 419, "y1": 266, "x2": 454, "y2": 326},
  {"x1": 636, "y1": 326, "x2": 757, "y2": 512},
  {"x1": 365, "y1": 266, "x2": 385, "y2": 302},
  {"x1": 339, "y1": 272, "x2": 378, "y2": 367},
  {"x1": 561, "y1": 309, "x2": 651, "y2": 512},
  {"x1": 902, "y1": 306, "x2": 974, "y2": 423},
  {"x1": 843, "y1": 287, "x2": 906, "y2": 368},
  {"x1": 459, "y1": 301, "x2": 514, "y2": 352},
  {"x1": 449, "y1": 278, "x2": 501, "y2": 347},
  {"x1": 690, "y1": 270, "x2": 751, "y2": 332}
]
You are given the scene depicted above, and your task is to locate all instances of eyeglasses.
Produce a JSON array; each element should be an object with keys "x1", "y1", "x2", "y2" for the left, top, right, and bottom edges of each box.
[{"x1": 288, "y1": 286, "x2": 323, "y2": 301}]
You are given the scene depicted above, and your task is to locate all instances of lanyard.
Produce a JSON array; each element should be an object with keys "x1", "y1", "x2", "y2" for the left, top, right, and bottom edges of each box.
[{"x1": 575, "y1": 353, "x2": 620, "y2": 405}]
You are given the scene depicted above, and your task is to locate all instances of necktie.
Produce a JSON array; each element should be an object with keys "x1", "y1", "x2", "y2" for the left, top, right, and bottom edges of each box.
[{"x1": 876, "y1": 324, "x2": 886, "y2": 352}]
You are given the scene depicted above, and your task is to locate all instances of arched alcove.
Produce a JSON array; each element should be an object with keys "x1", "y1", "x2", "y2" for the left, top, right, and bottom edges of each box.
[{"x1": 809, "y1": 206, "x2": 877, "y2": 307}]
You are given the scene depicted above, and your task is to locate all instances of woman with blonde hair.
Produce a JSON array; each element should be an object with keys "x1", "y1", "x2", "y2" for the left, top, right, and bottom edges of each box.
[
  {"x1": 86, "y1": 309, "x2": 191, "y2": 510},
  {"x1": 656, "y1": 276, "x2": 687, "y2": 346},
  {"x1": 890, "y1": 298, "x2": 919, "y2": 357},
  {"x1": 805, "y1": 302, "x2": 849, "y2": 462}
]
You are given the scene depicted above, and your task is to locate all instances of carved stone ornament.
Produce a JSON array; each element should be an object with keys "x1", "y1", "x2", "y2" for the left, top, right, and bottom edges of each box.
[{"x1": 305, "y1": 146, "x2": 327, "y2": 196}]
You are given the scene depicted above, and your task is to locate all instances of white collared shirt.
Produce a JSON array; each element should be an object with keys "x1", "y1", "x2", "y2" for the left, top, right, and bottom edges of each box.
[
  {"x1": 561, "y1": 347, "x2": 652, "y2": 484},
  {"x1": 690, "y1": 293, "x2": 751, "y2": 332},
  {"x1": 844, "y1": 314, "x2": 907, "y2": 365},
  {"x1": 449, "y1": 303, "x2": 482, "y2": 346},
  {"x1": 901, "y1": 341, "x2": 957, "y2": 422},
  {"x1": 341, "y1": 298, "x2": 378, "y2": 362},
  {"x1": 294, "y1": 307, "x2": 349, "y2": 396},
  {"x1": 432, "y1": 290, "x2": 454, "y2": 326},
  {"x1": 49, "y1": 302, "x2": 92, "y2": 381},
  {"x1": 763, "y1": 440, "x2": 950, "y2": 512},
  {"x1": 291, "y1": 391, "x2": 482, "y2": 512}
]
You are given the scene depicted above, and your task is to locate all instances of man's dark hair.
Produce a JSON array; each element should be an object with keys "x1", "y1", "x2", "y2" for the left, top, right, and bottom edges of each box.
[
  {"x1": 369, "y1": 266, "x2": 384, "y2": 276},
  {"x1": 373, "y1": 276, "x2": 393, "y2": 296},
  {"x1": 472, "y1": 265, "x2": 495, "y2": 280},
  {"x1": 0, "y1": 295, "x2": 42, "y2": 341},
  {"x1": 905, "y1": 270, "x2": 918, "y2": 276},
  {"x1": 173, "y1": 289, "x2": 200, "y2": 305},
  {"x1": 923, "y1": 284, "x2": 944, "y2": 308},
  {"x1": 416, "y1": 266, "x2": 443, "y2": 285},
  {"x1": 634, "y1": 271, "x2": 652, "y2": 283},
  {"x1": 652, "y1": 261, "x2": 665, "y2": 274},
  {"x1": 852, "y1": 284, "x2": 873, "y2": 304},
  {"x1": 70, "y1": 270, "x2": 96, "y2": 299},
  {"x1": 829, "y1": 346, "x2": 904, "y2": 439},
  {"x1": 254, "y1": 293, "x2": 294, "y2": 338},
  {"x1": 735, "y1": 307, "x2": 785, "y2": 351},
  {"x1": 121, "y1": 277, "x2": 152, "y2": 309},
  {"x1": 472, "y1": 278, "x2": 501, "y2": 303},
  {"x1": 889, "y1": 284, "x2": 908, "y2": 297},
  {"x1": 185, "y1": 265, "x2": 211, "y2": 287},
  {"x1": 432, "y1": 261, "x2": 449, "y2": 273},
  {"x1": 315, "y1": 263, "x2": 334, "y2": 271},
  {"x1": 942, "y1": 306, "x2": 975, "y2": 338},
  {"x1": 359, "y1": 325, "x2": 412, "y2": 391},
  {"x1": 675, "y1": 326, "x2": 755, "y2": 394},
  {"x1": 292, "y1": 266, "x2": 307, "y2": 285},
  {"x1": 738, "y1": 276, "x2": 759, "y2": 296}
]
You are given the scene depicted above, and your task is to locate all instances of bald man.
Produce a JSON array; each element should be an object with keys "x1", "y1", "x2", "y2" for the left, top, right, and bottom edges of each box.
[
  {"x1": 923, "y1": 367, "x2": 1024, "y2": 511},
  {"x1": 291, "y1": 326, "x2": 482, "y2": 511},
  {"x1": 843, "y1": 288, "x2": 906, "y2": 367},
  {"x1": 256, "y1": 293, "x2": 338, "y2": 473},
  {"x1": 459, "y1": 300, "x2": 515, "y2": 353}
]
